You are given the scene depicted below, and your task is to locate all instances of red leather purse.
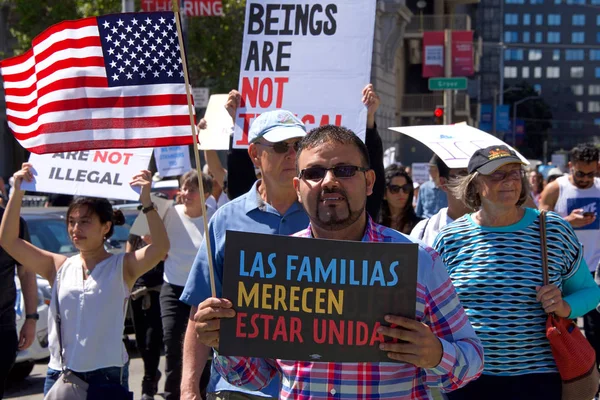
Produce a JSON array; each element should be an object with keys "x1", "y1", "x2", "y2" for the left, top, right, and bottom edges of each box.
[{"x1": 539, "y1": 210, "x2": 599, "y2": 400}]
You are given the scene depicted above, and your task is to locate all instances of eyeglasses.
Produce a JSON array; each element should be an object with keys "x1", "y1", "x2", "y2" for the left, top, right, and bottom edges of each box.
[
  {"x1": 299, "y1": 165, "x2": 369, "y2": 181},
  {"x1": 485, "y1": 169, "x2": 525, "y2": 182},
  {"x1": 387, "y1": 184, "x2": 412, "y2": 194},
  {"x1": 572, "y1": 169, "x2": 596, "y2": 179},
  {"x1": 256, "y1": 140, "x2": 301, "y2": 154}
]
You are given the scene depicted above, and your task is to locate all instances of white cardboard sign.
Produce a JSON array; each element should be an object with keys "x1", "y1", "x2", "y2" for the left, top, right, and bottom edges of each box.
[
  {"x1": 129, "y1": 195, "x2": 172, "y2": 237},
  {"x1": 389, "y1": 124, "x2": 529, "y2": 169},
  {"x1": 198, "y1": 94, "x2": 232, "y2": 150},
  {"x1": 23, "y1": 148, "x2": 153, "y2": 201},
  {"x1": 154, "y1": 146, "x2": 192, "y2": 178},
  {"x1": 233, "y1": 0, "x2": 375, "y2": 148}
]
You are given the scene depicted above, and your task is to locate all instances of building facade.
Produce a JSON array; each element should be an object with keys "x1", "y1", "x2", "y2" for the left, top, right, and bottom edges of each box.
[{"x1": 501, "y1": 0, "x2": 600, "y2": 151}]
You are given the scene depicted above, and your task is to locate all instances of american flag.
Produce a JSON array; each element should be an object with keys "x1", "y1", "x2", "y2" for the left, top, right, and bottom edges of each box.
[{"x1": 1, "y1": 12, "x2": 196, "y2": 154}]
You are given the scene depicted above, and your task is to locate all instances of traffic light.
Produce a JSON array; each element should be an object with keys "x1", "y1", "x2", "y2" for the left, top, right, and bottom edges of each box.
[{"x1": 434, "y1": 106, "x2": 444, "y2": 124}]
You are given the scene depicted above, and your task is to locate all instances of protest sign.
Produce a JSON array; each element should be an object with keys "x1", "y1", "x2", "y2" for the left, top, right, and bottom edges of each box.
[
  {"x1": 411, "y1": 163, "x2": 430, "y2": 185},
  {"x1": 154, "y1": 146, "x2": 192, "y2": 178},
  {"x1": 389, "y1": 124, "x2": 528, "y2": 169},
  {"x1": 219, "y1": 231, "x2": 418, "y2": 362},
  {"x1": 129, "y1": 195, "x2": 173, "y2": 237},
  {"x1": 141, "y1": 0, "x2": 223, "y2": 16},
  {"x1": 233, "y1": 0, "x2": 375, "y2": 148},
  {"x1": 23, "y1": 148, "x2": 152, "y2": 201},
  {"x1": 198, "y1": 94, "x2": 232, "y2": 150}
]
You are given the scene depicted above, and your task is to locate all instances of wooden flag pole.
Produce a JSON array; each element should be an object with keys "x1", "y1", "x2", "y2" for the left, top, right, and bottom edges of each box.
[{"x1": 171, "y1": 1, "x2": 217, "y2": 298}]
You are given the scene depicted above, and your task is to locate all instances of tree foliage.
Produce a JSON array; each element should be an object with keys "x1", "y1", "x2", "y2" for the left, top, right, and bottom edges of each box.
[{"x1": 504, "y1": 81, "x2": 553, "y2": 159}]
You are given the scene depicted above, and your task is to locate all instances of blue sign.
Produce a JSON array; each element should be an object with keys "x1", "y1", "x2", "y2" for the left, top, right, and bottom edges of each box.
[{"x1": 479, "y1": 104, "x2": 492, "y2": 132}]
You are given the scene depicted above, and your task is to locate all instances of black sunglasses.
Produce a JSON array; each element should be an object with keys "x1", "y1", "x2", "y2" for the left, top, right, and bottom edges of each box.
[
  {"x1": 573, "y1": 169, "x2": 596, "y2": 179},
  {"x1": 256, "y1": 140, "x2": 301, "y2": 154},
  {"x1": 387, "y1": 183, "x2": 412, "y2": 194},
  {"x1": 299, "y1": 165, "x2": 369, "y2": 181}
]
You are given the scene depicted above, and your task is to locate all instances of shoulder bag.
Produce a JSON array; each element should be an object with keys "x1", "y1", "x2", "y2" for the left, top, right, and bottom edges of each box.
[{"x1": 539, "y1": 210, "x2": 600, "y2": 400}]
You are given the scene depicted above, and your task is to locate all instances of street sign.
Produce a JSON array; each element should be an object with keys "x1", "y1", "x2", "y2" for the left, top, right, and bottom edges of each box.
[{"x1": 428, "y1": 77, "x2": 468, "y2": 91}]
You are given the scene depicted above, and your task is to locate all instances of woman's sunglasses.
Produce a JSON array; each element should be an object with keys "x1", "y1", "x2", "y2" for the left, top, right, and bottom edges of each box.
[
  {"x1": 256, "y1": 140, "x2": 301, "y2": 154},
  {"x1": 299, "y1": 165, "x2": 369, "y2": 181},
  {"x1": 387, "y1": 184, "x2": 412, "y2": 194}
]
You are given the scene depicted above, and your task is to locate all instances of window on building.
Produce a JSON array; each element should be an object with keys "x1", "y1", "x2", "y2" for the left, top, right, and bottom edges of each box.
[
  {"x1": 505, "y1": 49, "x2": 524, "y2": 61},
  {"x1": 566, "y1": 49, "x2": 585, "y2": 60},
  {"x1": 589, "y1": 85, "x2": 600, "y2": 95},
  {"x1": 546, "y1": 67, "x2": 560, "y2": 78},
  {"x1": 534, "y1": 84, "x2": 542, "y2": 94},
  {"x1": 505, "y1": 14, "x2": 519, "y2": 25},
  {"x1": 594, "y1": 118, "x2": 600, "y2": 126},
  {"x1": 504, "y1": 66, "x2": 518, "y2": 78},
  {"x1": 589, "y1": 102, "x2": 600, "y2": 112},
  {"x1": 553, "y1": 50, "x2": 561, "y2": 60},
  {"x1": 577, "y1": 102, "x2": 584, "y2": 112},
  {"x1": 572, "y1": 84, "x2": 584, "y2": 95},
  {"x1": 523, "y1": 14, "x2": 531, "y2": 25},
  {"x1": 571, "y1": 66, "x2": 585, "y2": 78},
  {"x1": 596, "y1": 67, "x2": 600, "y2": 78},
  {"x1": 548, "y1": 14, "x2": 561, "y2": 25},
  {"x1": 506, "y1": 0, "x2": 525, "y2": 3},
  {"x1": 598, "y1": 15, "x2": 600, "y2": 25},
  {"x1": 548, "y1": 32, "x2": 560, "y2": 43},
  {"x1": 523, "y1": 67, "x2": 530, "y2": 78},
  {"x1": 529, "y1": 49, "x2": 543, "y2": 60},
  {"x1": 593, "y1": 0, "x2": 600, "y2": 4},
  {"x1": 505, "y1": 31, "x2": 519, "y2": 43},
  {"x1": 523, "y1": 32, "x2": 531, "y2": 43},
  {"x1": 536, "y1": 14, "x2": 544, "y2": 25},
  {"x1": 572, "y1": 32, "x2": 585, "y2": 43},
  {"x1": 535, "y1": 67, "x2": 542, "y2": 78},
  {"x1": 535, "y1": 32, "x2": 543, "y2": 43},
  {"x1": 591, "y1": 50, "x2": 600, "y2": 60},
  {"x1": 531, "y1": 0, "x2": 544, "y2": 3},
  {"x1": 571, "y1": 120, "x2": 584, "y2": 129},
  {"x1": 572, "y1": 15, "x2": 586, "y2": 25},
  {"x1": 597, "y1": 32, "x2": 600, "y2": 43},
  {"x1": 567, "y1": 0, "x2": 585, "y2": 4}
]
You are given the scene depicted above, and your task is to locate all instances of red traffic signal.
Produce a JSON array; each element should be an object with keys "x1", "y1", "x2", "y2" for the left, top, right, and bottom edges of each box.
[{"x1": 434, "y1": 107, "x2": 444, "y2": 118}]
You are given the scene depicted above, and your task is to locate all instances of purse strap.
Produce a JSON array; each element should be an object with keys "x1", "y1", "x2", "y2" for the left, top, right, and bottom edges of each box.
[
  {"x1": 52, "y1": 271, "x2": 66, "y2": 369},
  {"x1": 539, "y1": 210, "x2": 549, "y2": 286}
]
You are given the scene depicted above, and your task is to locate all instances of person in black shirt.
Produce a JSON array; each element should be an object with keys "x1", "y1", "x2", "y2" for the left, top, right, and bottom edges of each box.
[{"x1": 0, "y1": 207, "x2": 37, "y2": 399}]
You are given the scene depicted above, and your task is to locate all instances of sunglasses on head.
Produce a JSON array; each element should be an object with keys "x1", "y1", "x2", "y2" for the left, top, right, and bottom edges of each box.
[
  {"x1": 485, "y1": 169, "x2": 525, "y2": 182},
  {"x1": 573, "y1": 169, "x2": 596, "y2": 179},
  {"x1": 299, "y1": 165, "x2": 369, "y2": 181},
  {"x1": 387, "y1": 184, "x2": 412, "y2": 194},
  {"x1": 256, "y1": 140, "x2": 301, "y2": 154}
]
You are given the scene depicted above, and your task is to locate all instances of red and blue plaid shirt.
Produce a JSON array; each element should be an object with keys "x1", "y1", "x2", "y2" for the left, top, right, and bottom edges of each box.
[{"x1": 214, "y1": 217, "x2": 483, "y2": 399}]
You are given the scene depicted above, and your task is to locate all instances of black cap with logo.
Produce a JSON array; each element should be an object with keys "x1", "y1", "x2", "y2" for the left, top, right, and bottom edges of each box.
[{"x1": 468, "y1": 145, "x2": 526, "y2": 175}]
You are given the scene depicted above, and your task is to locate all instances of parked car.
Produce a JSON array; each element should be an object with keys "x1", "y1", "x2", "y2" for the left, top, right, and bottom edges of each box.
[{"x1": 151, "y1": 179, "x2": 179, "y2": 200}]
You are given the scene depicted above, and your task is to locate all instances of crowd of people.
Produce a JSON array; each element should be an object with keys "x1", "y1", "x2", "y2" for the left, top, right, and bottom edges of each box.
[{"x1": 1, "y1": 84, "x2": 600, "y2": 400}]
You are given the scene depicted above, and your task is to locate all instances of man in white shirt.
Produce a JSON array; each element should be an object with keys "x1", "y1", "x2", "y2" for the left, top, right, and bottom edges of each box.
[
  {"x1": 410, "y1": 156, "x2": 470, "y2": 245},
  {"x1": 539, "y1": 143, "x2": 600, "y2": 379}
]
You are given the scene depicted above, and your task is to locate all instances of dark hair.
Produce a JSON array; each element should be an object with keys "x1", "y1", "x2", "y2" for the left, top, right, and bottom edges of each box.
[
  {"x1": 570, "y1": 143, "x2": 599, "y2": 163},
  {"x1": 180, "y1": 170, "x2": 213, "y2": 195},
  {"x1": 295, "y1": 125, "x2": 370, "y2": 174},
  {"x1": 529, "y1": 170, "x2": 544, "y2": 194},
  {"x1": 432, "y1": 155, "x2": 450, "y2": 179},
  {"x1": 66, "y1": 197, "x2": 125, "y2": 239},
  {"x1": 378, "y1": 165, "x2": 421, "y2": 233}
]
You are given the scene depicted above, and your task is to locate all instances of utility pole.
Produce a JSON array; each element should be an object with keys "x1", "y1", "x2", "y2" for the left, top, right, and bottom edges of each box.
[
  {"x1": 443, "y1": 29, "x2": 453, "y2": 125},
  {"x1": 492, "y1": 88, "x2": 498, "y2": 137},
  {"x1": 512, "y1": 95, "x2": 539, "y2": 147}
]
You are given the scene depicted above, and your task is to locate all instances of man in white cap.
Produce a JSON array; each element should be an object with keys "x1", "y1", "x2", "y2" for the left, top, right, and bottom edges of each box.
[{"x1": 179, "y1": 109, "x2": 311, "y2": 400}]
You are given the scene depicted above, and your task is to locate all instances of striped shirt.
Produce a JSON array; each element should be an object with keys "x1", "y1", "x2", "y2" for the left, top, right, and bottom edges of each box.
[
  {"x1": 213, "y1": 217, "x2": 484, "y2": 399},
  {"x1": 433, "y1": 208, "x2": 582, "y2": 376}
]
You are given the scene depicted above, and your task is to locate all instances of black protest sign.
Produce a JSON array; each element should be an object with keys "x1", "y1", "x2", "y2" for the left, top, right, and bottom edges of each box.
[{"x1": 219, "y1": 231, "x2": 418, "y2": 363}]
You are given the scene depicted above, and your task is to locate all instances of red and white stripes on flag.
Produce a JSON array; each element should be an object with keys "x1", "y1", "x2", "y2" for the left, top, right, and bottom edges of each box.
[{"x1": 1, "y1": 12, "x2": 195, "y2": 154}]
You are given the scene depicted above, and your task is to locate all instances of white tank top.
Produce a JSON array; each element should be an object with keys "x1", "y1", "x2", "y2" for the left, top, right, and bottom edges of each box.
[
  {"x1": 555, "y1": 175, "x2": 600, "y2": 272},
  {"x1": 48, "y1": 253, "x2": 130, "y2": 372}
]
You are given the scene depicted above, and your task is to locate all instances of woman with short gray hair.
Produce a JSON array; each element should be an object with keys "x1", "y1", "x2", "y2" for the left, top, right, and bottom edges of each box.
[{"x1": 434, "y1": 145, "x2": 600, "y2": 400}]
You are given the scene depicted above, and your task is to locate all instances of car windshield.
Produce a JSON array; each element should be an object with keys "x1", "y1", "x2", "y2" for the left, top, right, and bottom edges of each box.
[
  {"x1": 111, "y1": 213, "x2": 137, "y2": 243},
  {"x1": 27, "y1": 218, "x2": 77, "y2": 255}
]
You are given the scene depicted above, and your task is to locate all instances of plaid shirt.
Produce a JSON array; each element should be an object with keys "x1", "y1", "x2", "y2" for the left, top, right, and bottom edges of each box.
[{"x1": 214, "y1": 217, "x2": 483, "y2": 399}]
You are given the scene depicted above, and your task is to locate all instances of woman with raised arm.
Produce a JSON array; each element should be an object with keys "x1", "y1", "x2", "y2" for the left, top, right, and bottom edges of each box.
[{"x1": 0, "y1": 163, "x2": 170, "y2": 396}]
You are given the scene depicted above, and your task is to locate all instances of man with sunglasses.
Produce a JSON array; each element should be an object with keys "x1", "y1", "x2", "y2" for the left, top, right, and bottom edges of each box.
[
  {"x1": 539, "y1": 143, "x2": 600, "y2": 384},
  {"x1": 410, "y1": 155, "x2": 470, "y2": 246},
  {"x1": 194, "y1": 125, "x2": 483, "y2": 399}
]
